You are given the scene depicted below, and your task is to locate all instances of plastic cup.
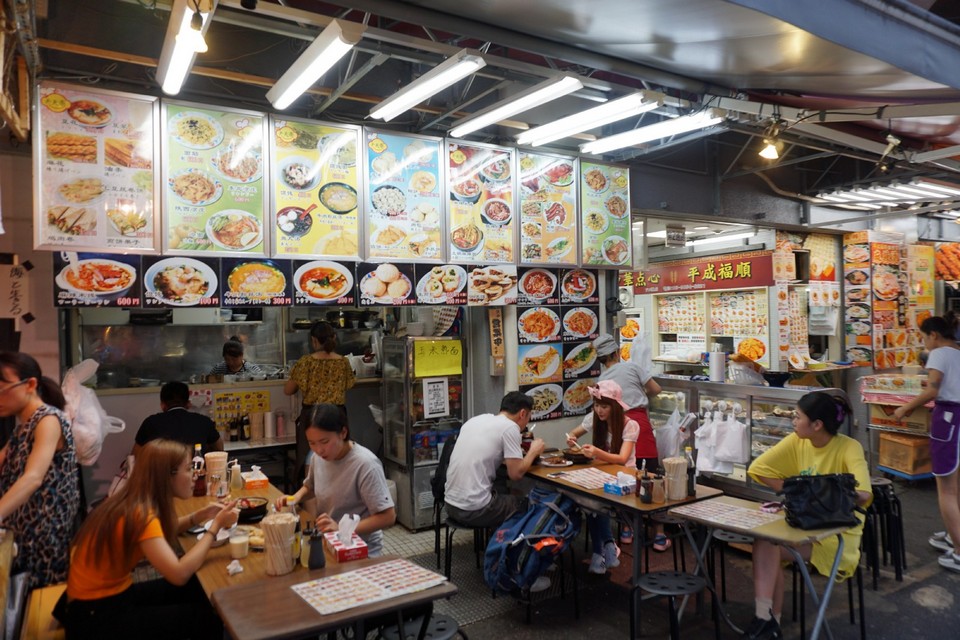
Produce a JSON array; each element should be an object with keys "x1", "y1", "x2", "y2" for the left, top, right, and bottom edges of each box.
[{"x1": 230, "y1": 530, "x2": 250, "y2": 559}]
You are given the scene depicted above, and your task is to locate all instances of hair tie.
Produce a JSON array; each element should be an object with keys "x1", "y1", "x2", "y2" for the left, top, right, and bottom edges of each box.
[{"x1": 835, "y1": 402, "x2": 845, "y2": 424}]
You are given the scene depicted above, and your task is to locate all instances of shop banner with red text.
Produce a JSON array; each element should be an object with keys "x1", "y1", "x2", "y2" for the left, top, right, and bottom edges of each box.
[{"x1": 628, "y1": 250, "x2": 773, "y2": 294}]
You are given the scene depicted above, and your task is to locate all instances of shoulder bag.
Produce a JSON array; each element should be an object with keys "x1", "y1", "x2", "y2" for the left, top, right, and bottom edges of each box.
[{"x1": 779, "y1": 473, "x2": 862, "y2": 530}]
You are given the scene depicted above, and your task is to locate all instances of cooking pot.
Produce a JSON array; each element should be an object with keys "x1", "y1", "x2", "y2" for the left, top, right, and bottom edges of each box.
[{"x1": 97, "y1": 366, "x2": 129, "y2": 389}]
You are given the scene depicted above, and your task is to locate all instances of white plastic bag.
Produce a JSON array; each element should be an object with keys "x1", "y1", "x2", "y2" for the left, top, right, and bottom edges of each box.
[
  {"x1": 695, "y1": 412, "x2": 733, "y2": 474},
  {"x1": 655, "y1": 408, "x2": 684, "y2": 460},
  {"x1": 631, "y1": 328, "x2": 654, "y2": 373},
  {"x1": 714, "y1": 415, "x2": 750, "y2": 463},
  {"x1": 62, "y1": 359, "x2": 125, "y2": 466}
]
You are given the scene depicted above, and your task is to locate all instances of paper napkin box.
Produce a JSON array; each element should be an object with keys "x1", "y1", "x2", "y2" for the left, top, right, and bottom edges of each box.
[
  {"x1": 603, "y1": 480, "x2": 636, "y2": 496},
  {"x1": 323, "y1": 531, "x2": 368, "y2": 563},
  {"x1": 240, "y1": 472, "x2": 269, "y2": 489}
]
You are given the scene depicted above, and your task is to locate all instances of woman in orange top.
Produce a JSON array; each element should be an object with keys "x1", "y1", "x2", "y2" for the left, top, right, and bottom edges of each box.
[
  {"x1": 285, "y1": 320, "x2": 355, "y2": 479},
  {"x1": 64, "y1": 439, "x2": 237, "y2": 639}
]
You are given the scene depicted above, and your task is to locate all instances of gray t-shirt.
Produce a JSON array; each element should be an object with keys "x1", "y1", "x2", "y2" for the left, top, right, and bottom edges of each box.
[
  {"x1": 444, "y1": 413, "x2": 523, "y2": 511},
  {"x1": 599, "y1": 360, "x2": 652, "y2": 409},
  {"x1": 303, "y1": 442, "x2": 394, "y2": 556},
  {"x1": 927, "y1": 346, "x2": 960, "y2": 403}
]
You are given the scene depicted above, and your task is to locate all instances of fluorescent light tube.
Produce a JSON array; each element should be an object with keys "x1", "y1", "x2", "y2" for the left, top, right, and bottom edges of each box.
[
  {"x1": 369, "y1": 50, "x2": 485, "y2": 122},
  {"x1": 449, "y1": 75, "x2": 583, "y2": 138},
  {"x1": 515, "y1": 91, "x2": 663, "y2": 147},
  {"x1": 157, "y1": 0, "x2": 217, "y2": 96},
  {"x1": 686, "y1": 231, "x2": 754, "y2": 247},
  {"x1": 580, "y1": 109, "x2": 726, "y2": 155},
  {"x1": 915, "y1": 180, "x2": 960, "y2": 197},
  {"x1": 266, "y1": 19, "x2": 364, "y2": 110}
]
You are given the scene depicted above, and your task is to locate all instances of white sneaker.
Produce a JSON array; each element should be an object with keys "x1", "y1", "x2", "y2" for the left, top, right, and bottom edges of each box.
[
  {"x1": 603, "y1": 542, "x2": 621, "y2": 569},
  {"x1": 930, "y1": 531, "x2": 954, "y2": 552},
  {"x1": 530, "y1": 576, "x2": 552, "y2": 592},
  {"x1": 588, "y1": 552, "x2": 607, "y2": 574},
  {"x1": 938, "y1": 551, "x2": 960, "y2": 573}
]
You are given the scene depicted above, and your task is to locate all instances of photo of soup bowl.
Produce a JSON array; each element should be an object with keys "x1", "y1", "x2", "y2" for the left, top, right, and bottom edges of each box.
[{"x1": 451, "y1": 178, "x2": 482, "y2": 204}]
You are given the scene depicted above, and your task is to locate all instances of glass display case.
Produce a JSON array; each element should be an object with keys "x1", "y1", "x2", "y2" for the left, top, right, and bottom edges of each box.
[
  {"x1": 382, "y1": 336, "x2": 464, "y2": 530},
  {"x1": 653, "y1": 377, "x2": 851, "y2": 499}
]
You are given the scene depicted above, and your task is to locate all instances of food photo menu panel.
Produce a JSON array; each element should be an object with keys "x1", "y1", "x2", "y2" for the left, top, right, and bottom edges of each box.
[
  {"x1": 580, "y1": 161, "x2": 630, "y2": 268},
  {"x1": 518, "y1": 152, "x2": 578, "y2": 266},
  {"x1": 220, "y1": 258, "x2": 293, "y2": 307},
  {"x1": 357, "y1": 262, "x2": 417, "y2": 307},
  {"x1": 271, "y1": 118, "x2": 361, "y2": 260},
  {"x1": 36, "y1": 82, "x2": 160, "y2": 253},
  {"x1": 52, "y1": 252, "x2": 142, "y2": 308},
  {"x1": 447, "y1": 142, "x2": 516, "y2": 264},
  {"x1": 141, "y1": 255, "x2": 221, "y2": 308},
  {"x1": 365, "y1": 131, "x2": 444, "y2": 262},
  {"x1": 290, "y1": 260, "x2": 356, "y2": 306},
  {"x1": 162, "y1": 102, "x2": 267, "y2": 257},
  {"x1": 413, "y1": 264, "x2": 468, "y2": 305}
]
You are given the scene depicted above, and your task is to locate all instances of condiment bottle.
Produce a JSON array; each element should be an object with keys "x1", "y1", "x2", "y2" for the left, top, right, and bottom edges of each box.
[
  {"x1": 192, "y1": 444, "x2": 206, "y2": 497},
  {"x1": 300, "y1": 527, "x2": 312, "y2": 568},
  {"x1": 685, "y1": 446, "x2": 697, "y2": 497},
  {"x1": 229, "y1": 460, "x2": 243, "y2": 492},
  {"x1": 241, "y1": 414, "x2": 251, "y2": 441}
]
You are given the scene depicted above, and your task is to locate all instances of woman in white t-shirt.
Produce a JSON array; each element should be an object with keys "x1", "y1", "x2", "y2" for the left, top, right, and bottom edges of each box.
[
  {"x1": 566, "y1": 380, "x2": 638, "y2": 574},
  {"x1": 895, "y1": 312, "x2": 960, "y2": 573}
]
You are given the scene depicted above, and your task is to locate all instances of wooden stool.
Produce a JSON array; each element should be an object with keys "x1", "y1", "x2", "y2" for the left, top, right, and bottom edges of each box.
[{"x1": 631, "y1": 571, "x2": 717, "y2": 640}]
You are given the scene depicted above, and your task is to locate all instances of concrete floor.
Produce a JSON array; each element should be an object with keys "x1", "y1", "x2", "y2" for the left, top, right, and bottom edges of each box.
[{"x1": 388, "y1": 477, "x2": 960, "y2": 639}]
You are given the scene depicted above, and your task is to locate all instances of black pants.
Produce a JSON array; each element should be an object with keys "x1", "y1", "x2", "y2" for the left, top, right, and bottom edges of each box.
[{"x1": 64, "y1": 577, "x2": 221, "y2": 640}]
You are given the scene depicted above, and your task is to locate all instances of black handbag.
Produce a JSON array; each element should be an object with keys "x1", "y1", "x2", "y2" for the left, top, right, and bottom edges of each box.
[{"x1": 779, "y1": 473, "x2": 861, "y2": 530}]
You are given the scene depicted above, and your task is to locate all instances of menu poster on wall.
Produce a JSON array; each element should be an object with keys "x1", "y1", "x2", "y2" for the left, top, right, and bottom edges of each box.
[
  {"x1": 562, "y1": 378, "x2": 596, "y2": 418},
  {"x1": 842, "y1": 233, "x2": 872, "y2": 366},
  {"x1": 519, "y1": 342, "x2": 564, "y2": 420},
  {"x1": 518, "y1": 306, "x2": 562, "y2": 345},
  {"x1": 518, "y1": 152, "x2": 578, "y2": 266},
  {"x1": 220, "y1": 258, "x2": 292, "y2": 307},
  {"x1": 141, "y1": 255, "x2": 221, "y2": 308},
  {"x1": 517, "y1": 267, "x2": 560, "y2": 306},
  {"x1": 36, "y1": 82, "x2": 159, "y2": 253},
  {"x1": 561, "y1": 306, "x2": 600, "y2": 344},
  {"x1": 467, "y1": 265, "x2": 518, "y2": 306},
  {"x1": 271, "y1": 118, "x2": 361, "y2": 260},
  {"x1": 561, "y1": 335, "x2": 601, "y2": 378},
  {"x1": 775, "y1": 231, "x2": 838, "y2": 282},
  {"x1": 291, "y1": 260, "x2": 356, "y2": 306},
  {"x1": 447, "y1": 142, "x2": 516, "y2": 264},
  {"x1": 364, "y1": 131, "x2": 443, "y2": 262},
  {"x1": 357, "y1": 262, "x2": 417, "y2": 307},
  {"x1": 52, "y1": 252, "x2": 142, "y2": 308},
  {"x1": 580, "y1": 161, "x2": 630, "y2": 268},
  {"x1": 163, "y1": 102, "x2": 266, "y2": 257},
  {"x1": 559, "y1": 268, "x2": 599, "y2": 305},
  {"x1": 872, "y1": 242, "x2": 901, "y2": 369},
  {"x1": 413, "y1": 264, "x2": 468, "y2": 305}
]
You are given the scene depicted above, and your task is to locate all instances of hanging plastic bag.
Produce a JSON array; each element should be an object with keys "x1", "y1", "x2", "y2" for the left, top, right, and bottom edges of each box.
[
  {"x1": 695, "y1": 412, "x2": 733, "y2": 474},
  {"x1": 714, "y1": 414, "x2": 749, "y2": 463},
  {"x1": 62, "y1": 360, "x2": 125, "y2": 466},
  {"x1": 631, "y1": 328, "x2": 654, "y2": 373}
]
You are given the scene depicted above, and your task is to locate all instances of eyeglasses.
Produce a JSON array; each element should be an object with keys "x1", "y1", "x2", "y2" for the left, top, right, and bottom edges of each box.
[{"x1": 0, "y1": 380, "x2": 28, "y2": 395}]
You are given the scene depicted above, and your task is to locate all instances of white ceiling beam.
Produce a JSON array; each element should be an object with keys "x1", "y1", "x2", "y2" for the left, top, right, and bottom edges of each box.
[{"x1": 913, "y1": 145, "x2": 960, "y2": 163}]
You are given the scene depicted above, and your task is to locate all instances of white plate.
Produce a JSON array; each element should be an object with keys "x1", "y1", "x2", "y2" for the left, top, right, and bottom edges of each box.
[
  {"x1": 199, "y1": 520, "x2": 233, "y2": 547},
  {"x1": 66, "y1": 96, "x2": 113, "y2": 128},
  {"x1": 168, "y1": 169, "x2": 223, "y2": 207},
  {"x1": 56, "y1": 176, "x2": 106, "y2": 206},
  {"x1": 563, "y1": 342, "x2": 598, "y2": 375},
  {"x1": 526, "y1": 383, "x2": 563, "y2": 418},
  {"x1": 294, "y1": 261, "x2": 354, "y2": 303},
  {"x1": 416, "y1": 265, "x2": 466, "y2": 304},
  {"x1": 583, "y1": 167, "x2": 609, "y2": 194},
  {"x1": 546, "y1": 237, "x2": 573, "y2": 259},
  {"x1": 540, "y1": 458, "x2": 573, "y2": 467},
  {"x1": 372, "y1": 225, "x2": 407, "y2": 248},
  {"x1": 521, "y1": 345, "x2": 560, "y2": 381},
  {"x1": 563, "y1": 379, "x2": 595, "y2": 412},
  {"x1": 205, "y1": 210, "x2": 263, "y2": 251},
  {"x1": 562, "y1": 307, "x2": 599, "y2": 339},
  {"x1": 145, "y1": 258, "x2": 217, "y2": 306},
  {"x1": 561, "y1": 270, "x2": 596, "y2": 301},
  {"x1": 169, "y1": 111, "x2": 224, "y2": 150},
  {"x1": 277, "y1": 155, "x2": 320, "y2": 192},
  {"x1": 519, "y1": 269, "x2": 557, "y2": 301},
  {"x1": 360, "y1": 271, "x2": 413, "y2": 304},
  {"x1": 602, "y1": 235, "x2": 630, "y2": 265},
  {"x1": 56, "y1": 259, "x2": 137, "y2": 297},
  {"x1": 584, "y1": 211, "x2": 608, "y2": 235},
  {"x1": 518, "y1": 307, "x2": 561, "y2": 343},
  {"x1": 211, "y1": 147, "x2": 262, "y2": 184}
]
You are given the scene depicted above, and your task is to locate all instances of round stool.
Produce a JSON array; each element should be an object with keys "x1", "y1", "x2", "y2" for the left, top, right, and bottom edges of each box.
[
  {"x1": 380, "y1": 613, "x2": 465, "y2": 640},
  {"x1": 709, "y1": 530, "x2": 753, "y2": 602},
  {"x1": 631, "y1": 571, "x2": 710, "y2": 640}
]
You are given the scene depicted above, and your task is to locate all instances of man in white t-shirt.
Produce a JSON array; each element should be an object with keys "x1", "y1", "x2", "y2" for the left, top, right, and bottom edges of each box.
[{"x1": 444, "y1": 391, "x2": 545, "y2": 529}]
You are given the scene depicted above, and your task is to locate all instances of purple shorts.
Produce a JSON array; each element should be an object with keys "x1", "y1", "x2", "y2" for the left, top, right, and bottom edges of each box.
[{"x1": 931, "y1": 401, "x2": 960, "y2": 476}]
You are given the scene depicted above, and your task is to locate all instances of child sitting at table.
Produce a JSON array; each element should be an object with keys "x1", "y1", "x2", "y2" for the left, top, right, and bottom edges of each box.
[
  {"x1": 566, "y1": 380, "x2": 639, "y2": 574},
  {"x1": 64, "y1": 439, "x2": 238, "y2": 640},
  {"x1": 742, "y1": 391, "x2": 872, "y2": 640},
  {"x1": 276, "y1": 403, "x2": 395, "y2": 555}
]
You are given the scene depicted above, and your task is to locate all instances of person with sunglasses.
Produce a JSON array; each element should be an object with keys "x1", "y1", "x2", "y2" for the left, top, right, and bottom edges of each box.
[{"x1": 0, "y1": 352, "x2": 79, "y2": 588}]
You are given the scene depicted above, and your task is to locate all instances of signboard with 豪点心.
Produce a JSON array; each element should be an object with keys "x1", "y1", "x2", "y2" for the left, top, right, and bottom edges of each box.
[{"x1": 630, "y1": 251, "x2": 774, "y2": 294}]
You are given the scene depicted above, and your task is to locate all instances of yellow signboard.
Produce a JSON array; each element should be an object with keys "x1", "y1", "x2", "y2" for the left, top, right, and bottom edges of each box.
[{"x1": 414, "y1": 339, "x2": 463, "y2": 378}]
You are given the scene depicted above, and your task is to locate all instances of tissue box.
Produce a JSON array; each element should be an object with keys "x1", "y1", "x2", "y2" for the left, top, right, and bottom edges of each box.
[
  {"x1": 603, "y1": 481, "x2": 636, "y2": 496},
  {"x1": 240, "y1": 472, "x2": 269, "y2": 490},
  {"x1": 323, "y1": 531, "x2": 368, "y2": 563}
]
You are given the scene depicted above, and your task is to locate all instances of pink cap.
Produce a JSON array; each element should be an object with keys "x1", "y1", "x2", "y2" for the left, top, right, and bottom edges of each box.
[{"x1": 589, "y1": 380, "x2": 630, "y2": 410}]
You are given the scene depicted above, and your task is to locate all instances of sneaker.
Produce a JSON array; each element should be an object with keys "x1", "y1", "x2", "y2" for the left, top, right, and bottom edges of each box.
[
  {"x1": 741, "y1": 615, "x2": 782, "y2": 640},
  {"x1": 938, "y1": 551, "x2": 960, "y2": 573},
  {"x1": 620, "y1": 527, "x2": 634, "y2": 545},
  {"x1": 930, "y1": 531, "x2": 954, "y2": 552},
  {"x1": 653, "y1": 534, "x2": 672, "y2": 552},
  {"x1": 530, "y1": 576, "x2": 552, "y2": 592},
  {"x1": 588, "y1": 552, "x2": 607, "y2": 574},
  {"x1": 603, "y1": 541, "x2": 621, "y2": 569}
]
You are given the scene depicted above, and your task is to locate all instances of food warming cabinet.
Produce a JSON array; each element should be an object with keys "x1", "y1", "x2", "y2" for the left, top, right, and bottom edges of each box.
[{"x1": 382, "y1": 336, "x2": 464, "y2": 530}]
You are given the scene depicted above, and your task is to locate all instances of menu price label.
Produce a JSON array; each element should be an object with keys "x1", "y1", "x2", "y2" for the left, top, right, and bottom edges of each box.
[
  {"x1": 52, "y1": 252, "x2": 142, "y2": 308},
  {"x1": 141, "y1": 255, "x2": 220, "y2": 308},
  {"x1": 272, "y1": 118, "x2": 361, "y2": 259},
  {"x1": 447, "y1": 142, "x2": 516, "y2": 264},
  {"x1": 220, "y1": 258, "x2": 292, "y2": 307},
  {"x1": 422, "y1": 378, "x2": 451, "y2": 419},
  {"x1": 517, "y1": 267, "x2": 560, "y2": 307},
  {"x1": 36, "y1": 82, "x2": 159, "y2": 253},
  {"x1": 559, "y1": 268, "x2": 599, "y2": 305},
  {"x1": 580, "y1": 161, "x2": 630, "y2": 268},
  {"x1": 365, "y1": 131, "x2": 443, "y2": 262},
  {"x1": 518, "y1": 152, "x2": 577, "y2": 266},
  {"x1": 357, "y1": 262, "x2": 417, "y2": 307},
  {"x1": 291, "y1": 259, "x2": 356, "y2": 306}
]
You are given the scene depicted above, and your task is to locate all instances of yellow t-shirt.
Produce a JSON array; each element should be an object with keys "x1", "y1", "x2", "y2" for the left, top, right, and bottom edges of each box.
[
  {"x1": 290, "y1": 355, "x2": 355, "y2": 405},
  {"x1": 748, "y1": 432, "x2": 872, "y2": 580},
  {"x1": 67, "y1": 515, "x2": 164, "y2": 601}
]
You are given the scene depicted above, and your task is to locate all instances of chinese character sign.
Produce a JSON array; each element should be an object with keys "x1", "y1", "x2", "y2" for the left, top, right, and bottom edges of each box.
[{"x1": 630, "y1": 251, "x2": 773, "y2": 294}]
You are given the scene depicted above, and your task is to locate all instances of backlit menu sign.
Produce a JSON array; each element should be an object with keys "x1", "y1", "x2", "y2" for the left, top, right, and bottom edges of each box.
[{"x1": 631, "y1": 251, "x2": 774, "y2": 294}]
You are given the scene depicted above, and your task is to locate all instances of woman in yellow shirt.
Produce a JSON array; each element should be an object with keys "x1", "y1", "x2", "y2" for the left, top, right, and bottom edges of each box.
[
  {"x1": 64, "y1": 439, "x2": 237, "y2": 639},
  {"x1": 285, "y1": 320, "x2": 355, "y2": 478},
  {"x1": 742, "y1": 392, "x2": 872, "y2": 640}
]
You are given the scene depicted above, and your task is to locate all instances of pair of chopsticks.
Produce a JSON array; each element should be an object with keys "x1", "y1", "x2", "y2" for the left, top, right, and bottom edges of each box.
[{"x1": 564, "y1": 433, "x2": 582, "y2": 452}]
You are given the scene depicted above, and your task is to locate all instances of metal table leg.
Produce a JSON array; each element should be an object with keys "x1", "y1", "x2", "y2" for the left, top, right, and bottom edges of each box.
[
  {"x1": 678, "y1": 523, "x2": 743, "y2": 635},
  {"x1": 783, "y1": 533, "x2": 844, "y2": 640}
]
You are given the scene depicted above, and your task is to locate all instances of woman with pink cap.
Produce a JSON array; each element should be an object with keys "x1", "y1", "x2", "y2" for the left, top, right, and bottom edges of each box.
[{"x1": 565, "y1": 380, "x2": 639, "y2": 574}]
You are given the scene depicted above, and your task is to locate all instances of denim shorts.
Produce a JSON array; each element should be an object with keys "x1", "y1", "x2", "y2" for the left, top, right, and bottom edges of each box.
[{"x1": 931, "y1": 401, "x2": 960, "y2": 476}]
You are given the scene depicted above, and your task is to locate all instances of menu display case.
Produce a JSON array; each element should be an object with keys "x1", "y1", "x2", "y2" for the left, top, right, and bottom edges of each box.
[{"x1": 653, "y1": 377, "x2": 851, "y2": 500}]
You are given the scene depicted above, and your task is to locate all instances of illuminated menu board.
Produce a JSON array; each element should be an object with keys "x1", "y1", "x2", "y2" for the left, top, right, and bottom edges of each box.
[
  {"x1": 518, "y1": 152, "x2": 578, "y2": 266},
  {"x1": 580, "y1": 161, "x2": 631, "y2": 269},
  {"x1": 447, "y1": 142, "x2": 516, "y2": 264}
]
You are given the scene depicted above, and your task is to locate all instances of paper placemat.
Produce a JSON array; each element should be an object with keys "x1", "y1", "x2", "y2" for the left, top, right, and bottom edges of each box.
[
  {"x1": 671, "y1": 500, "x2": 781, "y2": 530},
  {"x1": 560, "y1": 468, "x2": 618, "y2": 490},
  {"x1": 291, "y1": 559, "x2": 447, "y2": 616}
]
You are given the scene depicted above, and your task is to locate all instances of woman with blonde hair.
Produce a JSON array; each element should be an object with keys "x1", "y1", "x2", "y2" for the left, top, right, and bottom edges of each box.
[{"x1": 64, "y1": 439, "x2": 237, "y2": 639}]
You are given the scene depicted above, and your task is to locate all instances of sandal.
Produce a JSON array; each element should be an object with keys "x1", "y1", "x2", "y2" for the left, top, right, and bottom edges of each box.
[
  {"x1": 620, "y1": 527, "x2": 634, "y2": 545},
  {"x1": 653, "y1": 534, "x2": 672, "y2": 552}
]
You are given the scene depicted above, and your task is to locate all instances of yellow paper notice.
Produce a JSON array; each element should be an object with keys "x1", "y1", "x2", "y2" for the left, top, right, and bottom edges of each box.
[{"x1": 414, "y1": 340, "x2": 463, "y2": 378}]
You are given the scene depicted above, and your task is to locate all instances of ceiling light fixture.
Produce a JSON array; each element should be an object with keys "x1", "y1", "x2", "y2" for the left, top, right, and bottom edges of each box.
[
  {"x1": 515, "y1": 91, "x2": 664, "y2": 147},
  {"x1": 579, "y1": 108, "x2": 726, "y2": 155},
  {"x1": 818, "y1": 178, "x2": 960, "y2": 209},
  {"x1": 758, "y1": 121, "x2": 784, "y2": 160},
  {"x1": 448, "y1": 75, "x2": 583, "y2": 138},
  {"x1": 369, "y1": 50, "x2": 485, "y2": 122},
  {"x1": 266, "y1": 19, "x2": 365, "y2": 110},
  {"x1": 157, "y1": 0, "x2": 217, "y2": 95},
  {"x1": 686, "y1": 231, "x2": 755, "y2": 247}
]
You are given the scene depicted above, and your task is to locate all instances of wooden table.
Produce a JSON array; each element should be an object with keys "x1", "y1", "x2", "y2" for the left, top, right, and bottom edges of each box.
[
  {"x1": 0, "y1": 530, "x2": 15, "y2": 633},
  {"x1": 669, "y1": 495, "x2": 849, "y2": 640},
  {"x1": 211, "y1": 555, "x2": 457, "y2": 640}
]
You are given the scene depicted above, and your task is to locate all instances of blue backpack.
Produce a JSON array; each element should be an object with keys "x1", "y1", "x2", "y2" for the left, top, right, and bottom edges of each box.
[{"x1": 483, "y1": 487, "x2": 581, "y2": 594}]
